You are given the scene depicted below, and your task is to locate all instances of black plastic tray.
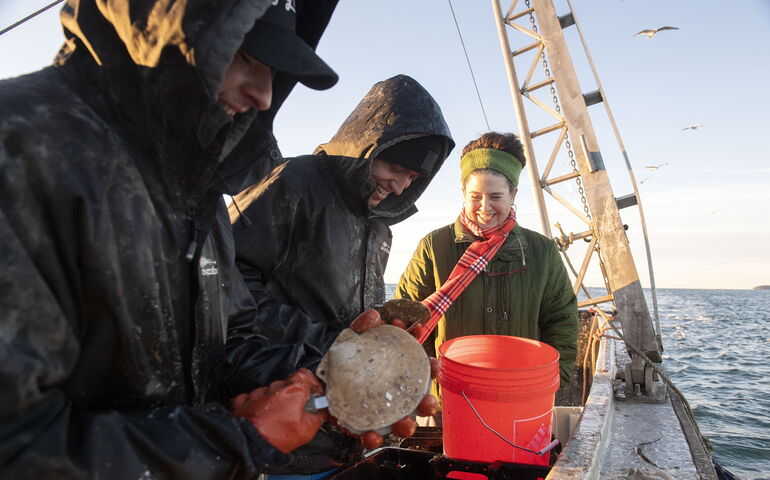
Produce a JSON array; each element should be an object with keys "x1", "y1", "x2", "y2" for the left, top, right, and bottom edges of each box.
[{"x1": 327, "y1": 446, "x2": 551, "y2": 480}]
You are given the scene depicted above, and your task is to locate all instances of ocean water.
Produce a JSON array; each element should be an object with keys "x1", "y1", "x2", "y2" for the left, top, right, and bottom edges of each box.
[
  {"x1": 385, "y1": 285, "x2": 770, "y2": 479},
  {"x1": 651, "y1": 288, "x2": 770, "y2": 480}
]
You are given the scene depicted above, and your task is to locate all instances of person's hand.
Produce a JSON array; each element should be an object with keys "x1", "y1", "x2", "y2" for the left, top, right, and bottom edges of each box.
[
  {"x1": 232, "y1": 368, "x2": 327, "y2": 453},
  {"x1": 347, "y1": 308, "x2": 440, "y2": 449},
  {"x1": 371, "y1": 298, "x2": 430, "y2": 340}
]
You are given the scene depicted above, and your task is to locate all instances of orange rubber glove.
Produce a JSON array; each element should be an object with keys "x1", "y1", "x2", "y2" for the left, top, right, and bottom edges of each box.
[
  {"x1": 347, "y1": 309, "x2": 440, "y2": 449},
  {"x1": 232, "y1": 368, "x2": 327, "y2": 454}
]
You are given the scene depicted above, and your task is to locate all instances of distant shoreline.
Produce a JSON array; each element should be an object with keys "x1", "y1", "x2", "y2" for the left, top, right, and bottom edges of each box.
[{"x1": 754, "y1": 285, "x2": 770, "y2": 290}]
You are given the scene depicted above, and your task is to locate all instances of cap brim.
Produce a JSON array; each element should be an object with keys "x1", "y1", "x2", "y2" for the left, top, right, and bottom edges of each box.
[{"x1": 241, "y1": 22, "x2": 338, "y2": 91}]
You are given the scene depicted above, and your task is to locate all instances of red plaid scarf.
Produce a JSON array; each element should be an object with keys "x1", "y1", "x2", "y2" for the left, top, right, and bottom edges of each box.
[{"x1": 417, "y1": 208, "x2": 516, "y2": 344}]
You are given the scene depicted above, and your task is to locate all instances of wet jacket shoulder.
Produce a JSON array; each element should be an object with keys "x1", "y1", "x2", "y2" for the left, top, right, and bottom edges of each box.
[
  {"x1": 226, "y1": 153, "x2": 390, "y2": 394},
  {"x1": 227, "y1": 75, "x2": 454, "y2": 390},
  {"x1": 0, "y1": 0, "x2": 337, "y2": 477},
  {"x1": 395, "y1": 219, "x2": 578, "y2": 384}
]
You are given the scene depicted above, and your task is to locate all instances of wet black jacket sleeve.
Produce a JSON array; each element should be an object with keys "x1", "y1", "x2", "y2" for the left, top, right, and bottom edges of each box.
[
  {"x1": 225, "y1": 167, "x2": 334, "y2": 392},
  {"x1": 223, "y1": 178, "x2": 366, "y2": 475},
  {"x1": 0, "y1": 209, "x2": 295, "y2": 478},
  {"x1": 224, "y1": 267, "x2": 327, "y2": 394}
]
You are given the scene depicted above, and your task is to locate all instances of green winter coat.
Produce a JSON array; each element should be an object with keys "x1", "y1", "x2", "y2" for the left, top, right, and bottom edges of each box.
[{"x1": 395, "y1": 217, "x2": 578, "y2": 385}]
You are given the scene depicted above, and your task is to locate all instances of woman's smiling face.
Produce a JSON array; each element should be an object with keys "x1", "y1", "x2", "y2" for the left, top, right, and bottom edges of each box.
[{"x1": 462, "y1": 171, "x2": 516, "y2": 229}]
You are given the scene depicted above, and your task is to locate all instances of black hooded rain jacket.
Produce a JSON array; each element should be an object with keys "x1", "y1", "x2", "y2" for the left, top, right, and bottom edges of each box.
[
  {"x1": 0, "y1": 0, "x2": 336, "y2": 477},
  {"x1": 226, "y1": 75, "x2": 454, "y2": 390}
]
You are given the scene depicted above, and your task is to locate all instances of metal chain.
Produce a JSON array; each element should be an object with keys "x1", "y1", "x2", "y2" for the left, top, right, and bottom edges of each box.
[
  {"x1": 523, "y1": 0, "x2": 614, "y2": 307},
  {"x1": 524, "y1": 0, "x2": 591, "y2": 221}
]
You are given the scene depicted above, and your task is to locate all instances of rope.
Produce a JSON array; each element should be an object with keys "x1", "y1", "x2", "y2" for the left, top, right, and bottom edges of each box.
[
  {"x1": 636, "y1": 435, "x2": 665, "y2": 469},
  {"x1": 0, "y1": 0, "x2": 65, "y2": 37},
  {"x1": 446, "y1": 0, "x2": 490, "y2": 131},
  {"x1": 581, "y1": 314, "x2": 597, "y2": 404}
]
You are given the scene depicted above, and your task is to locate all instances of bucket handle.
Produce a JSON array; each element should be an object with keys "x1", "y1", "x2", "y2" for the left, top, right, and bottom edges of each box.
[{"x1": 461, "y1": 390, "x2": 560, "y2": 457}]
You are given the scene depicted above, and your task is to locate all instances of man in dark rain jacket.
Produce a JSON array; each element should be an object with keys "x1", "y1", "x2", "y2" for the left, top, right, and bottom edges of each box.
[
  {"x1": 0, "y1": 0, "x2": 341, "y2": 477},
  {"x1": 228, "y1": 75, "x2": 454, "y2": 389}
]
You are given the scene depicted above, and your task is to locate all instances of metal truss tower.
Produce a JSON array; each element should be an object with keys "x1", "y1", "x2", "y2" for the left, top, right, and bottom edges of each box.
[{"x1": 490, "y1": 0, "x2": 662, "y2": 395}]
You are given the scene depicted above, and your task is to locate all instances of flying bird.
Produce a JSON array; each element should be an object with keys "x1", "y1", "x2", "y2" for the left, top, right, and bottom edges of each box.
[
  {"x1": 681, "y1": 124, "x2": 703, "y2": 131},
  {"x1": 633, "y1": 26, "x2": 679, "y2": 39},
  {"x1": 644, "y1": 162, "x2": 669, "y2": 171}
]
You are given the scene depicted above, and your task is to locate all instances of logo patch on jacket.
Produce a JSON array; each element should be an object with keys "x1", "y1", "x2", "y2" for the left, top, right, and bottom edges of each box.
[
  {"x1": 272, "y1": 0, "x2": 296, "y2": 12},
  {"x1": 380, "y1": 241, "x2": 390, "y2": 254},
  {"x1": 200, "y1": 257, "x2": 218, "y2": 276}
]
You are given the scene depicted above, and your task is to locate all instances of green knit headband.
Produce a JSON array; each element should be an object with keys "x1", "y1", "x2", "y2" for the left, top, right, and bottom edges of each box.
[{"x1": 460, "y1": 148, "x2": 523, "y2": 187}]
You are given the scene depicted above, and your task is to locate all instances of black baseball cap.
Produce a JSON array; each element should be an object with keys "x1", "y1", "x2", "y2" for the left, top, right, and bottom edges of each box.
[{"x1": 241, "y1": 1, "x2": 338, "y2": 90}]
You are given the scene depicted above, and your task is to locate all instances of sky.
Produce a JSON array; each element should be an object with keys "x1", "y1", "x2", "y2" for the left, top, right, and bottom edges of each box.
[{"x1": 2, "y1": 0, "x2": 769, "y2": 290}]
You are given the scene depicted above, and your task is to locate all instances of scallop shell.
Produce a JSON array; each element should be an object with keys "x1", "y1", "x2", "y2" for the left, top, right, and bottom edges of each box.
[{"x1": 316, "y1": 325, "x2": 430, "y2": 434}]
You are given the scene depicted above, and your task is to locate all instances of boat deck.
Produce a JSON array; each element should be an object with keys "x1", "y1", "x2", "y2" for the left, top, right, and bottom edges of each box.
[{"x1": 548, "y1": 337, "x2": 715, "y2": 479}]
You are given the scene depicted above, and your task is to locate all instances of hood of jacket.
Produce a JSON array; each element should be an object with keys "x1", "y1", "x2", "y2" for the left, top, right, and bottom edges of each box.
[
  {"x1": 314, "y1": 74, "x2": 454, "y2": 221},
  {"x1": 54, "y1": 0, "x2": 337, "y2": 206}
]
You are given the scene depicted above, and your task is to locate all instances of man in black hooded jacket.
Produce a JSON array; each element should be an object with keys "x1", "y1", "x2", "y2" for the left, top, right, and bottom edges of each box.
[
  {"x1": 226, "y1": 75, "x2": 453, "y2": 473},
  {"x1": 0, "y1": 0, "x2": 342, "y2": 477},
  {"x1": 224, "y1": 76, "x2": 454, "y2": 474},
  {"x1": 227, "y1": 74, "x2": 454, "y2": 402}
]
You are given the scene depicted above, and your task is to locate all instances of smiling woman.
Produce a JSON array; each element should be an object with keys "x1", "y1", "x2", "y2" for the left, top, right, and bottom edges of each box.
[
  {"x1": 462, "y1": 171, "x2": 515, "y2": 228},
  {"x1": 395, "y1": 132, "x2": 579, "y2": 410}
]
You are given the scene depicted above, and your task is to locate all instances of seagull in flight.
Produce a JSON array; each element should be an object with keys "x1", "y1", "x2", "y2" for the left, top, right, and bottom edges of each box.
[
  {"x1": 644, "y1": 162, "x2": 669, "y2": 171},
  {"x1": 681, "y1": 124, "x2": 703, "y2": 131},
  {"x1": 633, "y1": 26, "x2": 679, "y2": 38}
]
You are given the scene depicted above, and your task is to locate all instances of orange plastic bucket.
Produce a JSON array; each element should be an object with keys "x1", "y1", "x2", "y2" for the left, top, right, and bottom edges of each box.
[{"x1": 438, "y1": 335, "x2": 560, "y2": 466}]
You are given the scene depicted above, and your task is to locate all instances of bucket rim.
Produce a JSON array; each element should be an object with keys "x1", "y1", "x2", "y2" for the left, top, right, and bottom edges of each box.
[
  {"x1": 439, "y1": 370, "x2": 561, "y2": 400},
  {"x1": 438, "y1": 334, "x2": 560, "y2": 373}
]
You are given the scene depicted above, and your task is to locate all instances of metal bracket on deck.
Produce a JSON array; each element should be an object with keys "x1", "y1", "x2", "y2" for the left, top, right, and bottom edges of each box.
[{"x1": 614, "y1": 362, "x2": 667, "y2": 403}]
